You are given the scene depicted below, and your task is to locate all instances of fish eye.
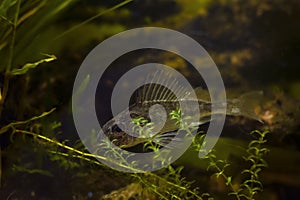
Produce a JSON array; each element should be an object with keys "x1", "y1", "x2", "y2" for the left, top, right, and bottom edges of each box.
[
  {"x1": 130, "y1": 112, "x2": 139, "y2": 118},
  {"x1": 111, "y1": 124, "x2": 122, "y2": 132}
]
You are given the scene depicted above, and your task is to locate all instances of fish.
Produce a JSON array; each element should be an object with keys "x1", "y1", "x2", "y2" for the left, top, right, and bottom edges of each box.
[{"x1": 99, "y1": 70, "x2": 263, "y2": 149}]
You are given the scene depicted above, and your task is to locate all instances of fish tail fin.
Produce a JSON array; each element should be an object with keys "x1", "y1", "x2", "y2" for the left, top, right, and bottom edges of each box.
[{"x1": 228, "y1": 91, "x2": 264, "y2": 123}]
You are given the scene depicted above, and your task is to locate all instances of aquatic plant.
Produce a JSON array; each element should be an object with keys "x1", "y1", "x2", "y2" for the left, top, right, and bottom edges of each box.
[
  {"x1": 0, "y1": 0, "x2": 133, "y2": 196},
  {"x1": 199, "y1": 130, "x2": 269, "y2": 200},
  {"x1": 0, "y1": 93, "x2": 270, "y2": 199},
  {"x1": 0, "y1": 1, "x2": 273, "y2": 199}
]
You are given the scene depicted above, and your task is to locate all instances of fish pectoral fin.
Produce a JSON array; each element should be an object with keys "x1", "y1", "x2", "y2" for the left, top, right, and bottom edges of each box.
[
  {"x1": 152, "y1": 131, "x2": 177, "y2": 147},
  {"x1": 152, "y1": 131, "x2": 187, "y2": 149}
]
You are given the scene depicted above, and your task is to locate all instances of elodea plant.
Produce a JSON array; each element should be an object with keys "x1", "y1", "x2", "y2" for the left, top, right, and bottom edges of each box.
[
  {"x1": 1, "y1": 90, "x2": 270, "y2": 199},
  {"x1": 1, "y1": 105, "x2": 270, "y2": 199}
]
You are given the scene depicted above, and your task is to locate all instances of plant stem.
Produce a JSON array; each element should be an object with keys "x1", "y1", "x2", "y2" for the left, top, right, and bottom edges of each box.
[
  {"x1": 0, "y1": 0, "x2": 21, "y2": 117},
  {"x1": 6, "y1": 0, "x2": 20, "y2": 73},
  {"x1": 14, "y1": 129, "x2": 143, "y2": 173},
  {"x1": 0, "y1": 147, "x2": 2, "y2": 189},
  {"x1": 54, "y1": 0, "x2": 133, "y2": 40}
]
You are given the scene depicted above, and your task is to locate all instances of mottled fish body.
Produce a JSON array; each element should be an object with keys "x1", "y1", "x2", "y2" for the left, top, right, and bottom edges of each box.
[{"x1": 100, "y1": 71, "x2": 262, "y2": 148}]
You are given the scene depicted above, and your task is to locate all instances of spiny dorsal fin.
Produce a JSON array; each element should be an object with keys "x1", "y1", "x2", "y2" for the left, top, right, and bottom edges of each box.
[{"x1": 136, "y1": 69, "x2": 190, "y2": 104}]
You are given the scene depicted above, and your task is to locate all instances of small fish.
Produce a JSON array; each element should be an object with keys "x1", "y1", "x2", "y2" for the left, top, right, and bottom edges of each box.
[{"x1": 100, "y1": 70, "x2": 263, "y2": 149}]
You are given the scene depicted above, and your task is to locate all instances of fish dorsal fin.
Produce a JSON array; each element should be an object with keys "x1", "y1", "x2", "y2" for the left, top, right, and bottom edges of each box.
[{"x1": 136, "y1": 69, "x2": 190, "y2": 104}]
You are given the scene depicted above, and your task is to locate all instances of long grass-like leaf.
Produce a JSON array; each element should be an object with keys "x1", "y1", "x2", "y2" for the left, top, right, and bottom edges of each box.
[
  {"x1": 0, "y1": 108, "x2": 55, "y2": 135},
  {"x1": 54, "y1": 0, "x2": 133, "y2": 40},
  {"x1": 10, "y1": 54, "x2": 56, "y2": 75},
  {"x1": 0, "y1": 0, "x2": 18, "y2": 21}
]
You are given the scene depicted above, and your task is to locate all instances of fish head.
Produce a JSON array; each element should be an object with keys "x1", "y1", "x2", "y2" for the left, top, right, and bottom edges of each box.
[
  {"x1": 102, "y1": 118, "x2": 123, "y2": 136},
  {"x1": 100, "y1": 108, "x2": 148, "y2": 148}
]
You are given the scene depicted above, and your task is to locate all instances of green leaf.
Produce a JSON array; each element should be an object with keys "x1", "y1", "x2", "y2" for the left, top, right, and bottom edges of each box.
[
  {"x1": 0, "y1": 0, "x2": 18, "y2": 20},
  {"x1": 225, "y1": 176, "x2": 232, "y2": 186},
  {"x1": 10, "y1": 54, "x2": 56, "y2": 75},
  {"x1": 0, "y1": 108, "x2": 55, "y2": 135},
  {"x1": 12, "y1": 164, "x2": 53, "y2": 177}
]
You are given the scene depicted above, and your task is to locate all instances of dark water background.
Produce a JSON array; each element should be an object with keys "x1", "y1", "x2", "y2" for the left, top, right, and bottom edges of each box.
[{"x1": 0, "y1": 0, "x2": 299, "y2": 199}]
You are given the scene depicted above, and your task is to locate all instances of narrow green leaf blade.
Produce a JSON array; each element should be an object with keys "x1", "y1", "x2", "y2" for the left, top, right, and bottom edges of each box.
[
  {"x1": 10, "y1": 54, "x2": 56, "y2": 75},
  {"x1": 0, "y1": 0, "x2": 18, "y2": 19}
]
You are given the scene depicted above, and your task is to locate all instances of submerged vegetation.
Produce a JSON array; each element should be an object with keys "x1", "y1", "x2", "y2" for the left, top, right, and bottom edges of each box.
[
  {"x1": 0, "y1": 0, "x2": 299, "y2": 199},
  {"x1": 1, "y1": 106, "x2": 270, "y2": 199}
]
